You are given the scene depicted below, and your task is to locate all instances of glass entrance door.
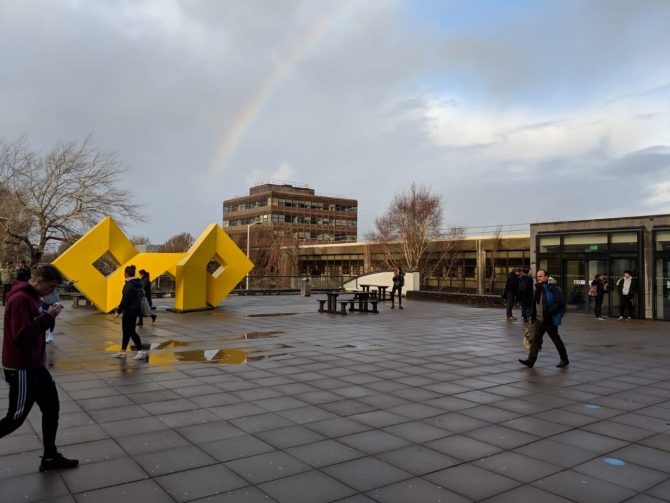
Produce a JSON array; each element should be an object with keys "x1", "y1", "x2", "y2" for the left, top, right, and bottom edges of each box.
[
  {"x1": 562, "y1": 259, "x2": 608, "y2": 314},
  {"x1": 656, "y1": 258, "x2": 670, "y2": 320},
  {"x1": 564, "y1": 260, "x2": 586, "y2": 312},
  {"x1": 586, "y1": 259, "x2": 608, "y2": 316},
  {"x1": 610, "y1": 258, "x2": 640, "y2": 318}
]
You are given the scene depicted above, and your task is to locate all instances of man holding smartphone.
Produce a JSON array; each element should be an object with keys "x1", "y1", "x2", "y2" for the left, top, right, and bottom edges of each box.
[{"x1": 0, "y1": 264, "x2": 78, "y2": 472}]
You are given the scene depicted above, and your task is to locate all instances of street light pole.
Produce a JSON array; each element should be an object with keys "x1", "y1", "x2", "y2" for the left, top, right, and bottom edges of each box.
[{"x1": 246, "y1": 221, "x2": 260, "y2": 290}]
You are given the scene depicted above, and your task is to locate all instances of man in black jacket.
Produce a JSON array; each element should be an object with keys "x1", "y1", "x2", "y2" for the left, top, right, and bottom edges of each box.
[
  {"x1": 519, "y1": 270, "x2": 569, "y2": 368},
  {"x1": 517, "y1": 268, "x2": 534, "y2": 322},
  {"x1": 503, "y1": 269, "x2": 521, "y2": 320}
]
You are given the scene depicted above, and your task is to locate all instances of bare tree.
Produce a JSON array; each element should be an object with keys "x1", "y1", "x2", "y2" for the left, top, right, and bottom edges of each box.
[
  {"x1": 0, "y1": 139, "x2": 31, "y2": 263},
  {"x1": 131, "y1": 235, "x2": 151, "y2": 247},
  {"x1": 1, "y1": 136, "x2": 144, "y2": 265},
  {"x1": 367, "y1": 183, "x2": 444, "y2": 277},
  {"x1": 429, "y1": 226, "x2": 465, "y2": 289},
  {"x1": 161, "y1": 232, "x2": 194, "y2": 253}
]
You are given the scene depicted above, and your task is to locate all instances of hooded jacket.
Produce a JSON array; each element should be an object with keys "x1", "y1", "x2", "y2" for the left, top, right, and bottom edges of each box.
[
  {"x1": 531, "y1": 278, "x2": 565, "y2": 326},
  {"x1": 2, "y1": 281, "x2": 55, "y2": 369},
  {"x1": 117, "y1": 278, "x2": 143, "y2": 315}
]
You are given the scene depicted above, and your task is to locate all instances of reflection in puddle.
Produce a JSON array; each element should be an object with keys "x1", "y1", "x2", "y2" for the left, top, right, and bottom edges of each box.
[
  {"x1": 148, "y1": 348, "x2": 248, "y2": 365},
  {"x1": 150, "y1": 340, "x2": 191, "y2": 350},
  {"x1": 52, "y1": 334, "x2": 292, "y2": 370},
  {"x1": 248, "y1": 353, "x2": 288, "y2": 362},
  {"x1": 221, "y1": 331, "x2": 283, "y2": 341}
]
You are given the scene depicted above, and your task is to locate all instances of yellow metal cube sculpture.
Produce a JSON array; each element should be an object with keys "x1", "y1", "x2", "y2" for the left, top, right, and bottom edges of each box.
[{"x1": 53, "y1": 217, "x2": 253, "y2": 313}]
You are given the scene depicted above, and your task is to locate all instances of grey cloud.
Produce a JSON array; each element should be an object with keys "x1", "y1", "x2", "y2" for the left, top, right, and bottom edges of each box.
[{"x1": 0, "y1": 1, "x2": 668, "y2": 242}]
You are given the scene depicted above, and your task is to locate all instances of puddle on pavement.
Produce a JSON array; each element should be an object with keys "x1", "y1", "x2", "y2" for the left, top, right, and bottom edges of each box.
[
  {"x1": 147, "y1": 348, "x2": 248, "y2": 365},
  {"x1": 246, "y1": 313, "x2": 299, "y2": 317},
  {"x1": 221, "y1": 331, "x2": 283, "y2": 341},
  {"x1": 97, "y1": 336, "x2": 292, "y2": 366},
  {"x1": 50, "y1": 331, "x2": 291, "y2": 370}
]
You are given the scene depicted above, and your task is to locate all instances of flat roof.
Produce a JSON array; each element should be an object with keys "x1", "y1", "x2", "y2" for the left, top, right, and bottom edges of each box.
[{"x1": 531, "y1": 213, "x2": 670, "y2": 226}]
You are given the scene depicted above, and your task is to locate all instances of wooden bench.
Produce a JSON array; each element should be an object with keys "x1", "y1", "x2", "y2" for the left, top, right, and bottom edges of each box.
[
  {"x1": 347, "y1": 297, "x2": 379, "y2": 314},
  {"x1": 69, "y1": 293, "x2": 92, "y2": 307}
]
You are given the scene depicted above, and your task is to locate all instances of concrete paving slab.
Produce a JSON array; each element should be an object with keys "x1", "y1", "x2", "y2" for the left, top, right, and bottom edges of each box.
[{"x1": 1, "y1": 295, "x2": 670, "y2": 501}]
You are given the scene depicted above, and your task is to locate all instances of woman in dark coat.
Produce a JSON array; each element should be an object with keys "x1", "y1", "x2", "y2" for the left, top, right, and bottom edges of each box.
[
  {"x1": 113, "y1": 265, "x2": 147, "y2": 360},
  {"x1": 390, "y1": 267, "x2": 405, "y2": 310},
  {"x1": 591, "y1": 274, "x2": 608, "y2": 320}
]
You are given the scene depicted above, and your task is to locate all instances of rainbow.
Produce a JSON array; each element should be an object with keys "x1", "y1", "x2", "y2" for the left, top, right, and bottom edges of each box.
[{"x1": 212, "y1": 1, "x2": 357, "y2": 173}]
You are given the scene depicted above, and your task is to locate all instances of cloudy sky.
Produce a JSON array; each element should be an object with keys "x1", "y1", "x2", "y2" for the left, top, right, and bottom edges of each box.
[{"x1": 1, "y1": 0, "x2": 669, "y2": 243}]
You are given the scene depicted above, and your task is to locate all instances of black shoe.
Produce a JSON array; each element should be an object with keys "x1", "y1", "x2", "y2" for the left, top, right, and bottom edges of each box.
[
  {"x1": 151, "y1": 314, "x2": 157, "y2": 323},
  {"x1": 399, "y1": 306, "x2": 403, "y2": 310},
  {"x1": 39, "y1": 453, "x2": 79, "y2": 472},
  {"x1": 556, "y1": 360, "x2": 570, "y2": 368},
  {"x1": 518, "y1": 359, "x2": 535, "y2": 368},
  {"x1": 390, "y1": 305, "x2": 394, "y2": 309}
]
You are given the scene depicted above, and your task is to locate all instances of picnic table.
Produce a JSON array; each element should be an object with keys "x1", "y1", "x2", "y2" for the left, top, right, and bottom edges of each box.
[
  {"x1": 347, "y1": 291, "x2": 379, "y2": 314},
  {"x1": 360, "y1": 284, "x2": 388, "y2": 301},
  {"x1": 317, "y1": 291, "x2": 379, "y2": 315},
  {"x1": 317, "y1": 291, "x2": 348, "y2": 315}
]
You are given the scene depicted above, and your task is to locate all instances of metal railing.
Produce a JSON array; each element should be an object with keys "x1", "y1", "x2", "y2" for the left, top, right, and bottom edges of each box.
[{"x1": 239, "y1": 275, "x2": 354, "y2": 291}]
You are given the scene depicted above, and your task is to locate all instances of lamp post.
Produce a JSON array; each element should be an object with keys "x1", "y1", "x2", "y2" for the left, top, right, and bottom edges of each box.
[{"x1": 246, "y1": 221, "x2": 261, "y2": 290}]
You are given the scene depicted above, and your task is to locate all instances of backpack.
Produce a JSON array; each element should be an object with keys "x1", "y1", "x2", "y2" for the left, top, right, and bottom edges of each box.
[{"x1": 588, "y1": 284, "x2": 598, "y2": 297}]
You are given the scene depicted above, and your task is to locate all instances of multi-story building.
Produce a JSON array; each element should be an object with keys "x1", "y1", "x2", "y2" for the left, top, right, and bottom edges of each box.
[{"x1": 223, "y1": 183, "x2": 358, "y2": 244}]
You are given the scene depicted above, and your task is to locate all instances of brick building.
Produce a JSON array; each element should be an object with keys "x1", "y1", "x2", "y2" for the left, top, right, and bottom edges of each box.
[{"x1": 223, "y1": 183, "x2": 358, "y2": 244}]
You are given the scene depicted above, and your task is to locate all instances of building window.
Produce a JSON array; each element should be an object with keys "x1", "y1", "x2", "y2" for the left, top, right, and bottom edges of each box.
[
  {"x1": 610, "y1": 232, "x2": 638, "y2": 252},
  {"x1": 563, "y1": 234, "x2": 608, "y2": 253},
  {"x1": 539, "y1": 236, "x2": 560, "y2": 253},
  {"x1": 656, "y1": 231, "x2": 670, "y2": 252}
]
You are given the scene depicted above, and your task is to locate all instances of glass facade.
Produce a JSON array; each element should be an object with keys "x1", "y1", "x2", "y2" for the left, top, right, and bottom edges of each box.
[
  {"x1": 654, "y1": 230, "x2": 670, "y2": 320},
  {"x1": 536, "y1": 230, "x2": 643, "y2": 317}
]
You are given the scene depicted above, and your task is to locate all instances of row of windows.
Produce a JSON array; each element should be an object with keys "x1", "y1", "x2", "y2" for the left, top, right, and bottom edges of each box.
[
  {"x1": 224, "y1": 214, "x2": 357, "y2": 227},
  {"x1": 224, "y1": 198, "x2": 357, "y2": 214},
  {"x1": 294, "y1": 232, "x2": 356, "y2": 241},
  {"x1": 274, "y1": 199, "x2": 357, "y2": 212},
  {"x1": 539, "y1": 232, "x2": 639, "y2": 253},
  {"x1": 224, "y1": 199, "x2": 269, "y2": 213}
]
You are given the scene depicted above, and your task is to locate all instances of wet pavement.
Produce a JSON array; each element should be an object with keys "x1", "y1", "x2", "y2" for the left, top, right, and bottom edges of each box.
[{"x1": 1, "y1": 295, "x2": 670, "y2": 502}]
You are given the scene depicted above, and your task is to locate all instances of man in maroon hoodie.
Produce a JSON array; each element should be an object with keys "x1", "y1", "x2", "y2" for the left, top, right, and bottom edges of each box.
[{"x1": 0, "y1": 264, "x2": 78, "y2": 472}]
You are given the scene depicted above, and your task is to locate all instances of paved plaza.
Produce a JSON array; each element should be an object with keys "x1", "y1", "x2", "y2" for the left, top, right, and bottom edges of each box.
[{"x1": 1, "y1": 295, "x2": 670, "y2": 502}]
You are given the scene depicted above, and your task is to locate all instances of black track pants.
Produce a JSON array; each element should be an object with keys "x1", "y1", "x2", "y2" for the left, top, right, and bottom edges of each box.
[{"x1": 0, "y1": 367, "x2": 60, "y2": 458}]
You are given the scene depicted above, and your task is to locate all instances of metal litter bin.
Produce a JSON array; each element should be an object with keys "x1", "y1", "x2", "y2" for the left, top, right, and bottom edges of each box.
[{"x1": 300, "y1": 277, "x2": 312, "y2": 297}]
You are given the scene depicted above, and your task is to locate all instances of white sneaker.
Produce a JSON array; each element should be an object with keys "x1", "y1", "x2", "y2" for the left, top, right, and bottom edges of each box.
[
  {"x1": 112, "y1": 351, "x2": 127, "y2": 358},
  {"x1": 133, "y1": 350, "x2": 147, "y2": 360},
  {"x1": 46, "y1": 332, "x2": 54, "y2": 343},
  {"x1": 618, "y1": 316, "x2": 624, "y2": 320}
]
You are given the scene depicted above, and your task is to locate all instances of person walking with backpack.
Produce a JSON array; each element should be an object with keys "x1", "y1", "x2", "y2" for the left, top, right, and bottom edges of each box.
[
  {"x1": 136, "y1": 269, "x2": 157, "y2": 326},
  {"x1": 590, "y1": 274, "x2": 608, "y2": 320},
  {"x1": 390, "y1": 267, "x2": 405, "y2": 310},
  {"x1": 113, "y1": 265, "x2": 147, "y2": 360},
  {"x1": 519, "y1": 269, "x2": 569, "y2": 368}
]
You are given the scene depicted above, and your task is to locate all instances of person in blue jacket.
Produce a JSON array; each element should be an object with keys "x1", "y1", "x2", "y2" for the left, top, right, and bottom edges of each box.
[{"x1": 519, "y1": 269, "x2": 569, "y2": 368}]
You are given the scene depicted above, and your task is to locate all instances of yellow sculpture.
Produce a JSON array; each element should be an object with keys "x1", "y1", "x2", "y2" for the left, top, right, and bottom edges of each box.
[{"x1": 53, "y1": 217, "x2": 253, "y2": 313}]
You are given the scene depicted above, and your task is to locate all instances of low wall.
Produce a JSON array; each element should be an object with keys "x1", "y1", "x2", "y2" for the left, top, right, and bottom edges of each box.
[
  {"x1": 407, "y1": 290, "x2": 506, "y2": 308},
  {"x1": 343, "y1": 271, "x2": 419, "y2": 295}
]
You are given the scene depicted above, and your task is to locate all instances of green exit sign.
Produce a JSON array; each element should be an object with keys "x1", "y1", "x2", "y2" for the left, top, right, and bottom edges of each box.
[{"x1": 588, "y1": 245, "x2": 599, "y2": 251}]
